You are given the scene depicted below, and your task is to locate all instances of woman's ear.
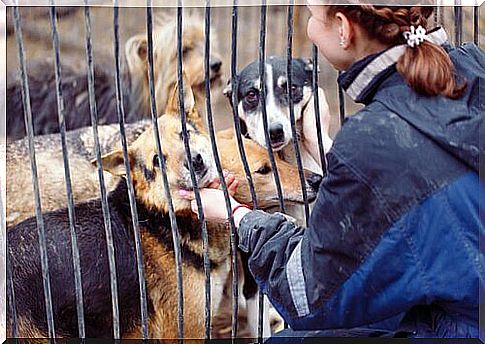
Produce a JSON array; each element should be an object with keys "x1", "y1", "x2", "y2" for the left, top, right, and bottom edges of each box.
[{"x1": 335, "y1": 12, "x2": 352, "y2": 50}]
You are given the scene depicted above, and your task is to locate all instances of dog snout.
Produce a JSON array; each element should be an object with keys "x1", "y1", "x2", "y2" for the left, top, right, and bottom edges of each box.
[
  {"x1": 307, "y1": 173, "x2": 323, "y2": 192},
  {"x1": 210, "y1": 57, "x2": 222, "y2": 73},
  {"x1": 269, "y1": 123, "x2": 285, "y2": 145},
  {"x1": 190, "y1": 153, "x2": 206, "y2": 174}
]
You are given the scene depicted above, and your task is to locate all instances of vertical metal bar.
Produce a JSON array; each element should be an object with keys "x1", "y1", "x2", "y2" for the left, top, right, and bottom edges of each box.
[
  {"x1": 176, "y1": 3, "x2": 213, "y2": 339},
  {"x1": 230, "y1": 3, "x2": 262, "y2": 339},
  {"x1": 338, "y1": 71, "x2": 345, "y2": 126},
  {"x1": 7, "y1": 251, "x2": 18, "y2": 339},
  {"x1": 311, "y1": 45, "x2": 327, "y2": 175},
  {"x1": 230, "y1": 3, "x2": 258, "y2": 210},
  {"x1": 229, "y1": 1, "x2": 258, "y2": 338},
  {"x1": 83, "y1": 3, "x2": 121, "y2": 340},
  {"x1": 454, "y1": 2, "x2": 462, "y2": 46},
  {"x1": 439, "y1": 3, "x2": 445, "y2": 26},
  {"x1": 111, "y1": 4, "x2": 150, "y2": 340},
  {"x1": 259, "y1": 1, "x2": 286, "y2": 214},
  {"x1": 48, "y1": 6, "x2": 86, "y2": 339},
  {"x1": 286, "y1": 3, "x2": 309, "y2": 226},
  {"x1": 204, "y1": 3, "x2": 244, "y2": 340},
  {"x1": 474, "y1": 4, "x2": 479, "y2": 45},
  {"x1": 12, "y1": 6, "x2": 56, "y2": 340},
  {"x1": 145, "y1": 3, "x2": 184, "y2": 340}
]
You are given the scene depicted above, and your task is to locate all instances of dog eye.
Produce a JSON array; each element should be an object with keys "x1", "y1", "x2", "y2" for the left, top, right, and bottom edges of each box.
[
  {"x1": 179, "y1": 131, "x2": 191, "y2": 141},
  {"x1": 255, "y1": 164, "x2": 271, "y2": 175},
  {"x1": 246, "y1": 90, "x2": 259, "y2": 103},
  {"x1": 153, "y1": 154, "x2": 166, "y2": 168}
]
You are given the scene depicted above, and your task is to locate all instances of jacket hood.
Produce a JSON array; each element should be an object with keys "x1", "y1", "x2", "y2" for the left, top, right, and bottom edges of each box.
[
  {"x1": 339, "y1": 32, "x2": 483, "y2": 173},
  {"x1": 374, "y1": 43, "x2": 483, "y2": 173}
]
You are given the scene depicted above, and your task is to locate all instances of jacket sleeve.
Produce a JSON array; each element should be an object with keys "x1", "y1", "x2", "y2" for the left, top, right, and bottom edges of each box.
[{"x1": 237, "y1": 149, "x2": 423, "y2": 330}]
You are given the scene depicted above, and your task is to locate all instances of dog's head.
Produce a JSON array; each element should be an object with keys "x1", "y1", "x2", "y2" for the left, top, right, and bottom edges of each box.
[
  {"x1": 224, "y1": 56, "x2": 316, "y2": 151},
  {"x1": 217, "y1": 132, "x2": 322, "y2": 209},
  {"x1": 125, "y1": 12, "x2": 223, "y2": 117},
  {"x1": 99, "y1": 78, "x2": 216, "y2": 214}
]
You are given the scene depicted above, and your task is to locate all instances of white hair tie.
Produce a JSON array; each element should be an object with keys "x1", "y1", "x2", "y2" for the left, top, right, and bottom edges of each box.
[{"x1": 403, "y1": 25, "x2": 427, "y2": 48}]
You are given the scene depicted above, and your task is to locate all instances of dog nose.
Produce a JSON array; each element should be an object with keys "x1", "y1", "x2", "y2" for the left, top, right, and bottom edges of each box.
[
  {"x1": 307, "y1": 173, "x2": 323, "y2": 191},
  {"x1": 269, "y1": 124, "x2": 285, "y2": 144},
  {"x1": 190, "y1": 153, "x2": 205, "y2": 174},
  {"x1": 210, "y1": 57, "x2": 222, "y2": 73}
]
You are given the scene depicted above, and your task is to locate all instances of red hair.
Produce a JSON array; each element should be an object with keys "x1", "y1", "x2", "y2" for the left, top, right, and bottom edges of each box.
[{"x1": 327, "y1": 5, "x2": 466, "y2": 99}]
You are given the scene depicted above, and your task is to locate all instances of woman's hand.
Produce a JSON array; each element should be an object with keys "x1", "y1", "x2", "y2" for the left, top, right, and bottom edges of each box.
[{"x1": 179, "y1": 170, "x2": 250, "y2": 224}]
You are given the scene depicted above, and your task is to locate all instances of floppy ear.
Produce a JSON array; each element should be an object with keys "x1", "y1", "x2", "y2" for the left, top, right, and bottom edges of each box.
[
  {"x1": 223, "y1": 79, "x2": 233, "y2": 99},
  {"x1": 300, "y1": 57, "x2": 319, "y2": 73},
  {"x1": 125, "y1": 35, "x2": 148, "y2": 82},
  {"x1": 166, "y1": 71, "x2": 196, "y2": 117},
  {"x1": 91, "y1": 149, "x2": 131, "y2": 177}
]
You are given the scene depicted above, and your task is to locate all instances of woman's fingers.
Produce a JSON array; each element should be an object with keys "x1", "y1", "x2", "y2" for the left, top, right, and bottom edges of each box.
[{"x1": 178, "y1": 189, "x2": 195, "y2": 200}]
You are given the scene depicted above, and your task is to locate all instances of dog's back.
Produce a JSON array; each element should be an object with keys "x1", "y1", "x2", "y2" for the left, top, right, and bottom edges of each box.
[
  {"x1": 7, "y1": 183, "x2": 143, "y2": 338},
  {"x1": 6, "y1": 62, "x2": 133, "y2": 141}
]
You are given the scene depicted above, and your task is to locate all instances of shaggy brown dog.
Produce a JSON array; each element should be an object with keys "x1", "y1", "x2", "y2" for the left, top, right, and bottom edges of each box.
[{"x1": 6, "y1": 13, "x2": 222, "y2": 140}]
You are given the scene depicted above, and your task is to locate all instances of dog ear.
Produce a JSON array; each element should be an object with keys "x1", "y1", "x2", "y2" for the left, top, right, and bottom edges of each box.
[
  {"x1": 301, "y1": 57, "x2": 319, "y2": 73},
  {"x1": 92, "y1": 149, "x2": 131, "y2": 177},
  {"x1": 126, "y1": 34, "x2": 148, "y2": 64},
  {"x1": 223, "y1": 79, "x2": 232, "y2": 98},
  {"x1": 166, "y1": 71, "x2": 196, "y2": 117}
]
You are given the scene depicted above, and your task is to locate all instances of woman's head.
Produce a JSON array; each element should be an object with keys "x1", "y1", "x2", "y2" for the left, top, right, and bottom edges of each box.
[{"x1": 307, "y1": 4, "x2": 466, "y2": 99}]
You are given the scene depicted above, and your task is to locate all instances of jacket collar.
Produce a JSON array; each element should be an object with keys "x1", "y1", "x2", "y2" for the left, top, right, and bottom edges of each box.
[{"x1": 338, "y1": 27, "x2": 449, "y2": 105}]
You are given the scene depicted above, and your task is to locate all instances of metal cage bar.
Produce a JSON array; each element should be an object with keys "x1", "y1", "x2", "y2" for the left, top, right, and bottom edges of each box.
[
  {"x1": 204, "y1": 2, "x2": 245, "y2": 340},
  {"x1": 12, "y1": 6, "x2": 56, "y2": 340},
  {"x1": 175, "y1": 3, "x2": 214, "y2": 339},
  {"x1": 338, "y1": 71, "x2": 346, "y2": 126},
  {"x1": 145, "y1": 3, "x2": 185, "y2": 340},
  {"x1": 112, "y1": 4, "x2": 150, "y2": 340},
  {"x1": 454, "y1": 3, "x2": 463, "y2": 46},
  {"x1": 229, "y1": 2, "x2": 259, "y2": 337},
  {"x1": 286, "y1": 3, "x2": 309, "y2": 226},
  {"x1": 230, "y1": 3, "x2": 259, "y2": 210},
  {"x1": 7, "y1": 251, "x2": 18, "y2": 338},
  {"x1": 83, "y1": 3, "x2": 121, "y2": 339},
  {"x1": 48, "y1": 5, "x2": 86, "y2": 338},
  {"x1": 474, "y1": 5, "x2": 479, "y2": 45},
  {"x1": 259, "y1": 1, "x2": 286, "y2": 214},
  {"x1": 311, "y1": 45, "x2": 327, "y2": 176}
]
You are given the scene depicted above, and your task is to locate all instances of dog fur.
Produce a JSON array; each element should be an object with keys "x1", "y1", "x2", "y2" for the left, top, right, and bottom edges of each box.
[
  {"x1": 6, "y1": 13, "x2": 222, "y2": 141},
  {"x1": 6, "y1": 80, "x2": 320, "y2": 339}
]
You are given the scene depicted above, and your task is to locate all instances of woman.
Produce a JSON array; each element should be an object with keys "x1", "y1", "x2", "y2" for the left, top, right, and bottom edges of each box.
[{"x1": 181, "y1": 4, "x2": 483, "y2": 338}]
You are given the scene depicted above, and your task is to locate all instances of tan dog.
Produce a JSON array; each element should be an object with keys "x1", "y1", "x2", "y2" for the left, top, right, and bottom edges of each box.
[{"x1": 6, "y1": 12, "x2": 222, "y2": 140}]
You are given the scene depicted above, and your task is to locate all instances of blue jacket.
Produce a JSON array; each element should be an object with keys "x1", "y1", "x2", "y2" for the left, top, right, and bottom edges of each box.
[{"x1": 237, "y1": 35, "x2": 484, "y2": 338}]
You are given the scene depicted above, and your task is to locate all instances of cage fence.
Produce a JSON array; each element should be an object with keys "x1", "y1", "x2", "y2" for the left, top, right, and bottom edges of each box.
[{"x1": 3, "y1": 1, "x2": 483, "y2": 341}]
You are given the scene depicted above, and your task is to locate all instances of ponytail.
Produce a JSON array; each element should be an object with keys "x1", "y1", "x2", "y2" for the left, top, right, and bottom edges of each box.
[
  {"x1": 327, "y1": 5, "x2": 467, "y2": 99},
  {"x1": 397, "y1": 40, "x2": 466, "y2": 99}
]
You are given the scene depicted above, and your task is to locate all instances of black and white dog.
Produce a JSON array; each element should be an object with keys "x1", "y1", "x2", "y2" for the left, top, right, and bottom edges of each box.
[
  {"x1": 224, "y1": 56, "x2": 333, "y2": 336},
  {"x1": 224, "y1": 56, "x2": 331, "y2": 175}
]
